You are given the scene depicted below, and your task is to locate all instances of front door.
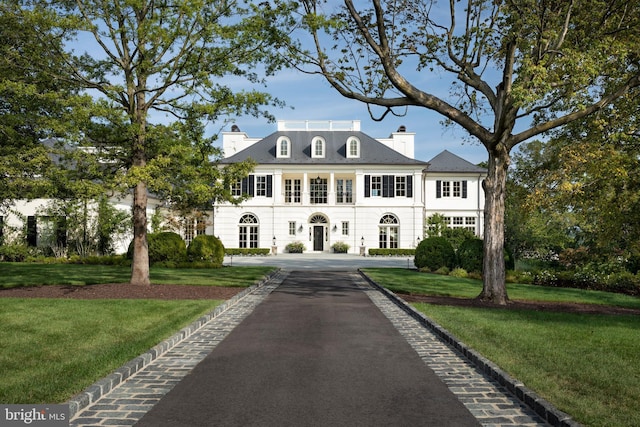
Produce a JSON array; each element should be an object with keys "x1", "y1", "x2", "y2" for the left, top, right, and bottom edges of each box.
[{"x1": 313, "y1": 226, "x2": 324, "y2": 251}]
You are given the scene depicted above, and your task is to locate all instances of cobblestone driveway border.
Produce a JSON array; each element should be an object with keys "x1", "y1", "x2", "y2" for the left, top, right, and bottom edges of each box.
[{"x1": 360, "y1": 270, "x2": 581, "y2": 427}]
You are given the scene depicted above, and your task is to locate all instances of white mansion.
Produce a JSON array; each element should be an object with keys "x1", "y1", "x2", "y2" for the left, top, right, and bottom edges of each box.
[
  {"x1": 214, "y1": 120, "x2": 486, "y2": 254},
  {"x1": 1, "y1": 120, "x2": 486, "y2": 256}
]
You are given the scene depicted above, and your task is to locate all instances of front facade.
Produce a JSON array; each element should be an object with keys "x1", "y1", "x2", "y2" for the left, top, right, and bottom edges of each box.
[{"x1": 214, "y1": 120, "x2": 486, "y2": 254}]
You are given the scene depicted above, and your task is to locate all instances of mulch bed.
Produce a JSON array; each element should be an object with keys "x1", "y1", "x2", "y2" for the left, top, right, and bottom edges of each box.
[
  {"x1": 1, "y1": 283, "x2": 638, "y2": 315},
  {"x1": 0, "y1": 283, "x2": 244, "y2": 300}
]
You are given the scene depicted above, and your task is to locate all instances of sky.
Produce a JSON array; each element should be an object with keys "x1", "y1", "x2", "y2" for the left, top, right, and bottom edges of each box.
[{"x1": 223, "y1": 68, "x2": 490, "y2": 166}]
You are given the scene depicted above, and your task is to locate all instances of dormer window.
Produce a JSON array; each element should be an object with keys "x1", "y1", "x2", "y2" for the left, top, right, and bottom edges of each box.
[
  {"x1": 347, "y1": 136, "x2": 360, "y2": 158},
  {"x1": 312, "y1": 137, "x2": 325, "y2": 158},
  {"x1": 277, "y1": 136, "x2": 290, "y2": 158}
]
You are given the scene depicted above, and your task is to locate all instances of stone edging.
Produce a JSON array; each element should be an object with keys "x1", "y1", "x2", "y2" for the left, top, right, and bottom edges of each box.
[
  {"x1": 66, "y1": 269, "x2": 280, "y2": 418},
  {"x1": 359, "y1": 270, "x2": 582, "y2": 427}
]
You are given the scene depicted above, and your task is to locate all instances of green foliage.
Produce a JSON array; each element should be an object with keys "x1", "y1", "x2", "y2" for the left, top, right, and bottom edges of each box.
[
  {"x1": 331, "y1": 241, "x2": 350, "y2": 253},
  {"x1": 368, "y1": 248, "x2": 416, "y2": 256},
  {"x1": 285, "y1": 241, "x2": 306, "y2": 253},
  {"x1": 187, "y1": 235, "x2": 225, "y2": 266},
  {"x1": 457, "y1": 238, "x2": 484, "y2": 272},
  {"x1": 414, "y1": 237, "x2": 456, "y2": 271},
  {"x1": 224, "y1": 248, "x2": 270, "y2": 256},
  {"x1": 127, "y1": 232, "x2": 186, "y2": 264},
  {"x1": 0, "y1": 244, "x2": 33, "y2": 262},
  {"x1": 449, "y1": 267, "x2": 468, "y2": 278}
]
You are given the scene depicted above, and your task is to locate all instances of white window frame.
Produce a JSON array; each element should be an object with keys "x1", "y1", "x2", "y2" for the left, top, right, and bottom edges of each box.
[
  {"x1": 312, "y1": 137, "x2": 325, "y2": 158},
  {"x1": 346, "y1": 136, "x2": 360, "y2": 158},
  {"x1": 277, "y1": 136, "x2": 290, "y2": 158}
]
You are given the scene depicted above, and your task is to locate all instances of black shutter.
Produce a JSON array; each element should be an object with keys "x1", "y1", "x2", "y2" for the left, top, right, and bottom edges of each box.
[
  {"x1": 406, "y1": 175, "x2": 413, "y2": 197},
  {"x1": 462, "y1": 180, "x2": 468, "y2": 199},
  {"x1": 266, "y1": 175, "x2": 273, "y2": 197},
  {"x1": 241, "y1": 177, "x2": 249, "y2": 195},
  {"x1": 436, "y1": 180, "x2": 441, "y2": 198},
  {"x1": 248, "y1": 175, "x2": 255, "y2": 197},
  {"x1": 383, "y1": 175, "x2": 394, "y2": 198},
  {"x1": 56, "y1": 217, "x2": 67, "y2": 247},
  {"x1": 364, "y1": 175, "x2": 371, "y2": 197},
  {"x1": 27, "y1": 216, "x2": 37, "y2": 247}
]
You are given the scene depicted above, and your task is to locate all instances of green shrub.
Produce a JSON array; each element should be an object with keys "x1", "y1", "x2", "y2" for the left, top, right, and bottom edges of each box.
[
  {"x1": 187, "y1": 235, "x2": 225, "y2": 266},
  {"x1": 127, "y1": 232, "x2": 186, "y2": 264},
  {"x1": 331, "y1": 241, "x2": 350, "y2": 253},
  {"x1": 414, "y1": 237, "x2": 456, "y2": 271},
  {"x1": 449, "y1": 267, "x2": 468, "y2": 278},
  {"x1": 434, "y1": 266, "x2": 450, "y2": 275},
  {"x1": 225, "y1": 248, "x2": 270, "y2": 256},
  {"x1": 457, "y1": 238, "x2": 484, "y2": 272},
  {"x1": 285, "y1": 241, "x2": 306, "y2": 253},
  {"x1": 0, "y1": 244, "x2": 32, "y2": 262},
  {"x1": 368, "y1": 248, "x2": 416, "y2": 256}
]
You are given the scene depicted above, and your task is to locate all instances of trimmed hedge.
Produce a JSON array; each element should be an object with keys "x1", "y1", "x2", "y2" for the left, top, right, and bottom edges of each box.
[
  {"x1": 414, "y1": 237, "x2": 456, "y2": 271},
  {"x1": 224, "y1": 248, "x2": 271, "y2": 256},
  {"x1": 187, "y1": 235, "x2": 225, "y2": 267},
  {"x1": 368, "y1": 248, "x2": 415, "y2": 256}
]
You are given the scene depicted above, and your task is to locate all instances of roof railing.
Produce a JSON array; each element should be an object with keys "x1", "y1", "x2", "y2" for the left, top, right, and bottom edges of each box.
[{"x1": 277, "y1": 120, "x2": 361, "y2": 132}]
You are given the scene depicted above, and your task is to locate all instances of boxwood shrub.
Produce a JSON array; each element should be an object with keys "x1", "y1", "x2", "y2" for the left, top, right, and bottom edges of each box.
[
  {"x1": 368, "y1": 248, "x2": 416, "y2": 256},
  {"x1": 127, "y1": 232, "x2": 187, "y2": 264},
  {"x1": 457, "y1": 238, "x2": 483, "y2": 272},
  {"x1": 225, "y1": 248, "x2": 271, "y2": 256},
  {"x1": 187, "y1": 235, "x2": 225, "y2": 266},
  {"x1": 414, "y1": 236, "x2": 456, "y2": 271}
]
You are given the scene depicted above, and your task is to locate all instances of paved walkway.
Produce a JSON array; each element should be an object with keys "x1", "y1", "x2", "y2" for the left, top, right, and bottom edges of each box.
[{"x1": 68, "y1": 267, "x2": 571, "y2": 426}]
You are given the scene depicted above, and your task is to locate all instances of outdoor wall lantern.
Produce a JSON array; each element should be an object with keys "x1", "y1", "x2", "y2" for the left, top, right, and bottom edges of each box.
[
  {"x1": 298, "y1": 225, "x2": 304, "y2": 233},
  {"x1": 315, "y1": 176, "x2": 322, "y2": 184},
  {"x1": 272, "y1": 236, "x2": 276, "y2": 246},
  {"x1": 332, "y1": 225, "x2": 337, "y2": 232},
  {"x1": 361, "y1": 236, "x2": 365, "y2": 247}
]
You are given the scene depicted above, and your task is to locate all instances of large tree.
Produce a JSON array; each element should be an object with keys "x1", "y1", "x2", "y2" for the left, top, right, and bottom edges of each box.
[
  {"x1": 293, "y1": 0, "x2": 640, "y2": 304},
  {"x1": 14, "y1": 0, "x2": 293, "y2": 285},
  {"x1": 0, "y1": 2, "x2": 91, "y2": 211}
]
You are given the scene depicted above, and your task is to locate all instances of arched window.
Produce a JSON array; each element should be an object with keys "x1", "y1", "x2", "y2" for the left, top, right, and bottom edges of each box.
[
  {"x1": 379, "y1": 214, "x2": 399, "y2": 249},
  {"x1": 347, "y1": 136, "x2": 360, "y2": 158},
  {"x1": 277, "y1": 137, "x2": 290, "y2": 158},
  {"x1": 239, "y1": 214, "x2": 259, "y2": 248},
  {"x1": 312, "y1": 137, "x2": 325, "y2": 158}
]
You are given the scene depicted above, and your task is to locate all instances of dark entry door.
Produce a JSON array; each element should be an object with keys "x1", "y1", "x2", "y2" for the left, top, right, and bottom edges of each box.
[{"x1": 313, "y1": 226, "x2": 324, "y2": 251}]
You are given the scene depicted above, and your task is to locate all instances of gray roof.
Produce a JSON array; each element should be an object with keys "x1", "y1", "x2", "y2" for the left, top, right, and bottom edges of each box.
[
  {"x1": 221, "y1": 131, "x2": 427, "y2": 166},
  {"x1": 426, "y1": 150, "x2": 486, "y2": 173}
]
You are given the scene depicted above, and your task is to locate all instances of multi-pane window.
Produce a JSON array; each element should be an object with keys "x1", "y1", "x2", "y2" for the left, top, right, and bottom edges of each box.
[
  {"x1": 312, "y1": 137, "x2": 325, "y2": 158},
  {"x1": 231, "y1": 179, "x2": 242, "y2": 197},
  {"x1": 336, "y1": 179, "x2": 353, "y2": 203},
  {"x1": 453, "y1": 181, "x2": 461, "y2": 197},
  {"x1": 289, "y1": 221, "x2": 296, "y2": 236},
  {"x1": 452, "y1": 217, "x2": 464, "y2": 226},
  {"x1": 284, "y1": 179, "x2": 301, "y2": 203},
  {"x1": 442, "y1": 181, "x2": 451, "y2": 197},
  {"x1": 436, "y1": 180, "x2": 467, "y2": 198},
  {"x1": 256, "y1": 176, "x2": 267, "y2": 196},
  {"x1": 184, "y1": 218, "x2": 195, "y2": 246},
  {"x1": 310, "y1": 178, "x2": 327, "y2": 204},
  {"x1": 278, "y1": 137, "x2": 290, "y2": 158},
  {"x1": 395, "y1": 176, "x2": 406, "y2": 197},
  {"x1": 347, "y1": 137, "x2": 359, "y2": 158},
  {"x1": 379, "y1": 214, "x2": 399, "y2": 249},
  {"x1": 371, "y1": 176, "x2": 382, "y2": 197},
  {"x1": 239, "y1": 214, "x2": 258, "y2": 248},
  {"x1": 342, "y1": 221, "x2": 349, "y2": 236}
]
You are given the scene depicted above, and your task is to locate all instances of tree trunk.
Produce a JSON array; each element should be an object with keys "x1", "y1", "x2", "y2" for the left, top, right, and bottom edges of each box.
[
  {"x1": 478, "y1": 145, "x2": 510, "y2": 304},
  {"x1": 130, "y1": 180, "x2": 150, "y2": 286}
]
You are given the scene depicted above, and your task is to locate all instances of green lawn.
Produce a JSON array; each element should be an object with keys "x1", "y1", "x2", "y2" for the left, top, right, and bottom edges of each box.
[
  {"x1": 0, "y1": 263, "x2": 276, "y2": 288},
  {"x1": 362, "y1": 268, "x2": 640, "y2": 310},
  {"x1": 362, "y1": 268, "x2": 640, "y2": 427},
  {"x1": 0, "y1": 298, "x2": 222, "y2": 403},
  {"x1": 0, "y1": 263, "x2": 276, "y2": 404}
]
